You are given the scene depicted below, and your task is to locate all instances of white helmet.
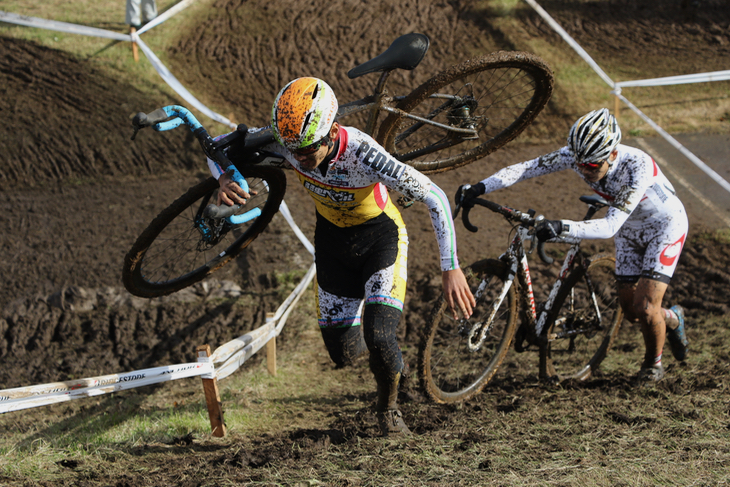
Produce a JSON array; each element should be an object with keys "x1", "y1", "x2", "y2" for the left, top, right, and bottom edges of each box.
[
  {"x1": 568, "y1": 108, "x2": 622, "y2": 165},
  {"x1": 271, "y1": 77, "x2": 338, "y2": 151}
]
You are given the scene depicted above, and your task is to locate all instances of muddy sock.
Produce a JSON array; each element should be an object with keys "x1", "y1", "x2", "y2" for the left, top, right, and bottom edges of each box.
[
  {"x1": 663, "y1": 308, "x2": 679, "y2": 330},
  {"x1": 652, "y1": 353, "x2": 662, "y2": 369}
]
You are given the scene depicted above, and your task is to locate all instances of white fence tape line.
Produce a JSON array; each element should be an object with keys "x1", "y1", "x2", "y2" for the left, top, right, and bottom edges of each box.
[
  {"x1": 135, "y1": 37, "x2": 237, "y2": 129},
  {"x1": 0, "y1": 11, "x2": 130, "y2": 41},
  {"x1": 209, "y1": 263, "x2": 316, "y2": 366},
  {"x1": 616, "y1": 93, "x2": 730, "y2": 195},
  {"x1": 273, "y1": 263, "x2": 316, "y2": 336},
  {"x1": 279, "y1": 200, "x2": 315, "y2": 256},
  {"x1": 137, "y1": 0, "x2": 197, "y2": 35},
  {"x1": 522, "y1": 0, "x2": 614, "y2": 88},
  {"x1": 526, "y1": 0, "x2": 730, "y2": 198},
  {"x1": 616, "y1": 70, "x2": 730, "y2": 89},
  {"x1": 634, "y1": 138, "x2": 730, "y2": 229},
  {"x1": 0, "y1": 362, "x2": 214, "y2": 414},
  {"x1": 215, "y1": 326, "x2": 277, "y2": 380}
]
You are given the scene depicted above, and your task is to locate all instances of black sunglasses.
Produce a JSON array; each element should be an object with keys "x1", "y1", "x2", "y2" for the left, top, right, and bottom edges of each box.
[{"x1": 293, "y1": 136, "x2": 329, "y2": 156}]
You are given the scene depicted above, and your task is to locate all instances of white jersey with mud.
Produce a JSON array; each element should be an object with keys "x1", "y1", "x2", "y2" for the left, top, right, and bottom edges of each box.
[{"x1": 478, "y1": 144, "x2": 686, "y2": 240}]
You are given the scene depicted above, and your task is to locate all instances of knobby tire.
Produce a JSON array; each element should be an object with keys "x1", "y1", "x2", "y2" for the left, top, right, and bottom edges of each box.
[
  {"x1": 418, "y1": 259, "x2": 518, "y2": 403},
  {"x1": 377, "y1": 51, "x2": 554, "y2": 174},
  {"x1": 541, "y1": 253, "x2": 623, "y2": 381},
  {"x1": 122, "y1": 166, "x2": 286, "y2": 298}
]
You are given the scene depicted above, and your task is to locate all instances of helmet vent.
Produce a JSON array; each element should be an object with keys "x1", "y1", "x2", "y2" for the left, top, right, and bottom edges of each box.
[{"x1": 311, "y1": 84, "x2": 320, "y2": 99}]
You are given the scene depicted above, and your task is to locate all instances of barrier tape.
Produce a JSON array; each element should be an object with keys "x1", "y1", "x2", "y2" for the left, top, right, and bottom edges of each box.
[
  {"x1": 615, "y1": 93, "x2": 730, "y2": 195},
  {"x1": 615, "y1": 70, "x2": 730, "y2": 89},
  {"x1": 522, "y1": 0, "x2": 614, "y2": 88},
  {"x1": 0, "y1": 362, "x2": 214, "y2": 414},
  {"x1": 279, "y1": 201, "x2": 315, "y2": 256},
  {"x1": 525, "y1": 0, "x2": 730, "y2": 200},
  {"x1": 0, "y1": 11, "x2": 130, "y2": 41},
  {"x1": 1, "y1": 5, "x2": 320, "y2": 413},
  {"x1": 210, "y1": 263, "x2": 316, "y2": 372},
  {"x1": 136, "y1": 0, "x2": 196, "y2": 35}
]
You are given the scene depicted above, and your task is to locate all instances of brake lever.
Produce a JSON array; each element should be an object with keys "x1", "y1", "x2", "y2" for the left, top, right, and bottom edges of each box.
[
  {"x1": 452, "y1": 185, "x2": 464, "y2": 219},
  {"x1": 462, "y1": 204, "x2": 479, "y2": 233}
]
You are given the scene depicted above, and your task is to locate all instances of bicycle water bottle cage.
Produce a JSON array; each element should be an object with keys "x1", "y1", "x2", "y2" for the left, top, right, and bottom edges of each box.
[{"x1": 347, "y1": 33, "x2": 430, "y2": 78}]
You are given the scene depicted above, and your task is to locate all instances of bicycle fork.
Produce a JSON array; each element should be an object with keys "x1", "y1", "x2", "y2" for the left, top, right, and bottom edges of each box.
[{"x1": 465, "y1": 275, "x2": 515, "y2": 352}]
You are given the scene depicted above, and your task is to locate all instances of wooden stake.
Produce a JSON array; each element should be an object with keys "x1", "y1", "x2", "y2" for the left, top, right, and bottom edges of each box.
[
  {"x1": 130, "y1": 26, "x2": 139, "y2": 63},
  {"x1": 265, "y1": 312, "x2": 277, "y2": 376},
  {"x1": 197, "y1": 345, "x2": 226, "y2": 437},
  {"x1": 614, "y1": 93, "x2": 620, "y2": 120}
]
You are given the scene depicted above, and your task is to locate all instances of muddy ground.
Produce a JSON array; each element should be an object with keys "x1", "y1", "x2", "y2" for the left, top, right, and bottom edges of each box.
[{"x1": 1, "y1": 0, "x2": 729, "y2": 484}]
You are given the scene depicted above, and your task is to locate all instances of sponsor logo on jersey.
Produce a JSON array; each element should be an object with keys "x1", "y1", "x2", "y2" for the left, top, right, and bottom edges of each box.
[
  {"x1": 651, "y1": 183, "x2": 668, "y2": 203},
  {"x1": 303, "y1": 180, "x2": 355, "y2": 203},
  {"x1": 355, "y1": 141, "x2": 406, "y2": 179},
  {"x1": 659, "y1": 234, "x2": 686, "y2": 266}
]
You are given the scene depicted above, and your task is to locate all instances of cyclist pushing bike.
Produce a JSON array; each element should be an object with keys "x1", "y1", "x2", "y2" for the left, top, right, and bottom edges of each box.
[
  {"x1": 209, "y1": 77, "x2": 475, "y2": 435},
  {"x1": 457, "y1": 108, "x2": 689, "y2": 383}
]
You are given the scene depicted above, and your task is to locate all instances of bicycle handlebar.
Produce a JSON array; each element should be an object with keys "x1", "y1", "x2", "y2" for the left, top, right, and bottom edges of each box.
[
  {"x1": 460, "y1": 198, "x2": 553, "y2": 263},
  {"x1": 131, "y1": 105, "x2": 261, "y2": 225}
]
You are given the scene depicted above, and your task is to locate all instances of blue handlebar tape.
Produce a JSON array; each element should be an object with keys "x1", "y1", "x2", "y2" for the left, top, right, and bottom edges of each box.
[
  {"x1": 225, "y1": 165, "x2": 261, "y2": 225},
  {"x1": 152, "y1": 105, "x2": 203, "y2": 132},
  {"x1": 228, "y1": 166, "x2": 248, "y2": 193}
]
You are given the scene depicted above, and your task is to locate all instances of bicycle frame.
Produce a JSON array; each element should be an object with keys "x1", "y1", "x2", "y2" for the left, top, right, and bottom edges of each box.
[
  {"x1": 463, "y1": 196, "x2": 608, "y2": 360},
  {"x1": 337, "y1": 73, "x2": 479, "y2": 144}
]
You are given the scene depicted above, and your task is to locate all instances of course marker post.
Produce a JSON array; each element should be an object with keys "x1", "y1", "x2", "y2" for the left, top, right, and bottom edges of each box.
[
  {"x1": 197, "y1": 345, "x2": 226, "y2": 437},
  {"x1": 130, "y1": 26, "x2": 139, "y2": 62},
  {"x1": 265, "y1": 312, "x2": 277, "y2": 376}
]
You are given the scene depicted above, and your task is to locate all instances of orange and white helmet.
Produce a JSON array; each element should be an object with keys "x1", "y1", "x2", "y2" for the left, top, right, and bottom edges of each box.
[{"x1": 271, "y1": 77, "x2": 339, "y2": 151}]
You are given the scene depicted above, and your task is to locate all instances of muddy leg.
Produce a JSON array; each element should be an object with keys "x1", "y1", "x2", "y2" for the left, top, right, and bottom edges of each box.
[{"x1": 363, "y1": 304, "x2": 411, "y2": 436}]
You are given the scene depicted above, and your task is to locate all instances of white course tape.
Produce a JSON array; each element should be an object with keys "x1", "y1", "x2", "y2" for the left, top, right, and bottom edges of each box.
[
  {"x1": 0, "y1": 11, "x2": 130, "y2": 41},
  {"x1": 526, "y1": 0, "x2": 730, "y2": 198},
  {"x1": 615, "y1": 70, "x2": 730, "y2": 89},
  {"x1": 137, "y1": 0, "x2": 197, "y2": 35},
  {"x1": 523, "y1": 0, "x2": 614, "y2": 88},
  {"x1": 135, "y1": 37, "x2": 237, "y2": 129},
  {"x1": 617, "y1": 93, "x2": 730, "y2": 195},
  {"x1": 634, "y1": 138, "x2": 730, "y2": 229},
  {"x1": 215, "y1": 326, "x2": 277, "y2": 381},
  {"x1": 0, "y1": 361, "x2": 214, "y2": 414},
  {"x1": 279, "y1": 200, "x2": 315, "y2": 256},
  {"x1": 209, "y1": 263, "x2": 315, "y2": 371}
]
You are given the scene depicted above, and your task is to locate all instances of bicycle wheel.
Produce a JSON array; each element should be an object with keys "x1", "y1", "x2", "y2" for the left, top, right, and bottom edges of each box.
[
  {"x1": 541, "y1": 253, "x2": 623, "y2": 381},
  {"x1": 377, "y1": 51, "x2": 553, "y2": 174},
  {"x1": 418, "y1": 259, "x2": 518, "y2": 403},
  {"x1": 123, "y1": 166, "x2": 286, "y2": 298}
]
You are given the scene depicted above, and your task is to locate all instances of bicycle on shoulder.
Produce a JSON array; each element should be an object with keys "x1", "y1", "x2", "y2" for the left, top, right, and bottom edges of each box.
[
  {"x1": 122, "y1": 33, "x2": 553, "y2": 298},
  {"x1": 418, "y1": 191, "x2": 623, "y2": 403}
]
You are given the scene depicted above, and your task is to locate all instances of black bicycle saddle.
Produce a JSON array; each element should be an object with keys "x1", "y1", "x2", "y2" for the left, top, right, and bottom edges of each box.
[{"x1": 347, "y1": 33, "x2": 430, "y2": 79}]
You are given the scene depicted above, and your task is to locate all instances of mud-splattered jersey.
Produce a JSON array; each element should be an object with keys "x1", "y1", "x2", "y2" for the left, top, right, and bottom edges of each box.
[
  {"x1": 477, "y1": 144, "x2": 686, "y2": 240},
  {"x1": 208, "y1": 126, "x2": 460, "y2": 271}
]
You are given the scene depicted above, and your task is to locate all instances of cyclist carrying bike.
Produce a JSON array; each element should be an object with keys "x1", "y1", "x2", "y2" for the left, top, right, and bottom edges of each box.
[
  {"x1": 209, "y1": 77, "x2": 475, "y2": 435},
  {"x1": 458, "y1": 108, "x2": 689, "y2": 383}
]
